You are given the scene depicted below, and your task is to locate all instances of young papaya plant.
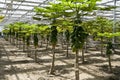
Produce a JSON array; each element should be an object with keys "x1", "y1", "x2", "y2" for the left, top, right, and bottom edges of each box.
[
  {"x1": 21, "y1": 32, "x2": 26, "y2": 51},
  {"x1": 18, "y1": 27, "x2": 22, "y2": 49},
  {"x1": 34, "y1": 3, "x2": 65, "y2": 74},
  {"x1": 65, "y1": 29, "x2": 70, "y2": 57},
  {"x1": 98, "y1": 32, "x2": 120, "y2": 72},
  {"x1": 49, "y1": 26, "x2": 58, "y2": 74},
  {"x1": 96, "y1": 17, "x2": 113, "y2": 56},
  {"x1": 106, "y1": 42, "x2": 113, "y2": 72},
  {"x1": 14, "y1": 31, "x2": 18, "y2": 46},
  {"x1": 26, "y1": 24, "x2": 39, "y2": 62},
  {"x1": 7, "y1": 24, "x2": 14, "y2": 43},
  {"x1": 13, "y1": 22, "x2": 23, "y2": 47},
  {"x1": 44, "y1": 27, "x2": 51, "y2": 49},
  {"x1": 24, "y1": 24, "x2": 34, "y2": 57},
  {"x1": 26, "y1": 34, "x2": 31, "y2": 57},
  {"x1": 46, "y1": 34, "x2": 50, "y2": 49},
  {"x1": 15, "y1": 30, "x2": 20, "y2": 48},
  {"x1": 2, "y1": 29, "x2": 9, "y2": 41},
  {"x1": 40, "y1": 33, "x2": 44, "y2": 47},
  {"x1": 38, "y1": 25, "x2": 49, "y2": 47},
  {"x1": 57, "y1": 27, "x2": 64, "y2": 49},
  {"x1": 13, "y1": 22, "x2": 26, "y2": 49},
  {"x1": 71, "y1": 25, "x2": 88, "y2": 80},
  {"x1": 33, "y1": 32, "x2": 39, "y2": 62}
]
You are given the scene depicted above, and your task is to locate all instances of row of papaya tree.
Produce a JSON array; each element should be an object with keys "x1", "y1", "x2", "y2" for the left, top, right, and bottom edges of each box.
[
  {"x1": 2, "y1": 0, "x2": 120, "y2": 80},
  {"x1": 2, "y1": 18, "x2": 120, "y2": 80},
  {"x1": 2, "y1": 22, "x2": 74, "y2": 73},
  {"x1": 33, "y1": 0, "x2": 117, "y2": 79}
]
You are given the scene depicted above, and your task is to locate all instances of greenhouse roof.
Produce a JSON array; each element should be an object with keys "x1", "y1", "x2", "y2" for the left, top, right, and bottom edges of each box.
[{"x1": 0, "y1": 0, "x2": 120, "y2": 29}]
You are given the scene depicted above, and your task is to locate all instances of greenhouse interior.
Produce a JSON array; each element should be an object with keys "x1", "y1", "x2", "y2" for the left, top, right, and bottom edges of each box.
[{"x1": 0, "y1": 0, "x2": 120, "y2": 80}]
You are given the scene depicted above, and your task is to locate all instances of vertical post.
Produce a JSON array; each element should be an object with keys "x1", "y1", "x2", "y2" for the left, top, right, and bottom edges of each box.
[
  {"x1": 75, "y1": 50, "x2": 79, "y2": 80},
  {"x1": 113, "y1": 0, "x2": 116, "y2": 43}
]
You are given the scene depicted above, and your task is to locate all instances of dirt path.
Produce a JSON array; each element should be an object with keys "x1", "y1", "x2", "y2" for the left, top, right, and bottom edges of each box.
[{"x1": 0, "y1": 38, "x2": 120, "y2": 80}]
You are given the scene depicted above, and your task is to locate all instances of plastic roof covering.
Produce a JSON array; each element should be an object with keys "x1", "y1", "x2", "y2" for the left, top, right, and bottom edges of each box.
[
  {"x1": 0, "y1": 0, "x2": 120, "y2": 30},
  {"x1": 0, "y1": 0, "x2": 52, "y2": 26}
]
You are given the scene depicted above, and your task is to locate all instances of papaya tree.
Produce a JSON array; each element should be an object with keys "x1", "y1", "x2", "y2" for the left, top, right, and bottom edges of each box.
[
  {"x1": 106, "y1": 41, "x2": 113, "y2": 72},
  {"x1": 11, "y1": 25, "x2": 16, "y2": 45},
  {"x1": 2, "y1": 29, "x2": 9, "y2": 41},
  {"x1": 98, "y1": 32, "x2": 120, "y2": 72},
  {"x1": 59, "y1": 0, "x2": 99, "y2": 79},
  {"x1": 13, "y1": 22, "x2": 27, "y2": 49},
  {"x1": 7, "y1": 24, "x2": 14, "y2": 43},
  {"x1": 60, "y1": 0, "x2": 116, "y2": 57},
  {"x1": 13, "y1": 22, "x2": 25, "y2": 47},
  {"x1": 64, "y1": 29, "x2": 70, "y2": 57},
  {"x1": 46, "y1": 33, "x2": 50, "y2": 49},
  {"x1": 44, "y1": 27, "x2": 51, "y2": 49},
  {"x1": 33, "y1": 32, "x2": 39, "y2": 62},
  {"x1": 81, "y1": 20, "x2": 95, "y2": 52},
  {"x1": 95, "y1": 17, "x2": 113, "y2": 56},
  {"x1": 20, "y1": 23, "x2": 34, "y2": 57},
  {"x1": 26, "y1": 33, "x2": 31, "y2": 57},
  {"x1": 49, "y1": 26, "x2": 58, "y2": 74},
  {"x1": 71, "y1": 25, "x2": 88, "y2": 80},
  {"x1": 82, "y1": 16, "x2": 113, "y2": 55},
  {"x1": 91, "y1": 6, "x2": 116, "y2": 55},
  {"x1": 38, "y1": 25, "x2": 49, "y2": 47},
  {"x1": 4, "y1": 23, "x2": 15, "y2": 43},
  {"x1": 30, "y1": 25, "x2": 39, "y2": 62},
  {"x1": 9, "y1": 22, "x2": 25, "y2": 45},
  {"x1": 34, "y1": 2, "x2": 66, "y2": 74},
  {"x1": 17, "y1": 22, "x2": 28, "y2": 51},
  {"x1": 14, "y1": 26, "x2": 19, "y2": 47},
  {"x1": 57, "y1": 27, "x2": 65, "y2": 49}
]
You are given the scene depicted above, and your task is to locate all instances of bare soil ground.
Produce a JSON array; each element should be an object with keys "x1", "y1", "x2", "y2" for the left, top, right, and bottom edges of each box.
[{"x1": 0, "y1": 38, "x2": 120, "y2": 80}]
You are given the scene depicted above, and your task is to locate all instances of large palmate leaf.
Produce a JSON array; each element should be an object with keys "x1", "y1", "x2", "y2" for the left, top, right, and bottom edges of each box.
[
  {"x1": 71, "y1": 26, "x2": 88, "y2": 52},
  {"x1": 50, "y1": 26, "x2": 58, "y2": 45},
  {"x1": 98, "y1": 32, "x2": 120, "y2": 38}
]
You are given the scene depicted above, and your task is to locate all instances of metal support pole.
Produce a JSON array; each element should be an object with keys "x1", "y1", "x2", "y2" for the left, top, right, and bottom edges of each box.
[{"x1": 113, "y1": 0, "x2": 116, "y2": 43}]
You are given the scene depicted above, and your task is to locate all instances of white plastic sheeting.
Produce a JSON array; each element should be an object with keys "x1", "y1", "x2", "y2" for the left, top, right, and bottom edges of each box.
[{"x1": 0, "y1": 0, "x2": 119, "y2": 28}]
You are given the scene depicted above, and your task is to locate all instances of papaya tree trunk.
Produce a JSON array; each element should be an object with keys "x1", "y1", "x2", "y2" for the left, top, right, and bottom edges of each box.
[
  {"x1": 108, "y1": 55, "x2": 112, "y2": 72},
  {"x1": 101, "y1": 37, "x2": 104, "y2": 56},
  {"x1": 34, "y1": 47, "x2": 37, "y2": 62},
  {"x1": 11, "y1": 36, "x2": 14, "y2": 44},
  {"x1": 40, "y1": 36, "x2": 43, "y2": 47},
  {"x1": 10, "y1": 34, "x2": 12, "y2": 43},
  {"x1": 5, "y1": 34, "x2": 8, "y2": 41},
  {"x1": 49, "y1": 45, "x2": 55, "y2": 74},
  {"x1": 81, "y1": 48, "x2": 85, "y2": 64},
  {"x1": 13, "y1": 36, "x2": 15, "y2": 45},
  {"x1": 14, "y1": 36, "x2": 16, "y2": 45},
  {"x1": 61, "y1": 37, "x2": 64, "y2": 49},
  {"x1": 75, "y1": 50, "x2": 79, "y2": 80},
  {"x1": 15, "y1": 37, "x2": 17, "y2": 47},
  {"x1": 66, "y1": 41, "x2": 69, "y2": 58},
  {"x1": 27, "y1": 46, "x2": 30, "y2": 57},
  {"x1": 46, "y1": 39, "x2": 49, "y2": 49},
  {"x1": 11, "y1": 35, "x2": 13, "y2": 43},
  {"x1": 84, "y1": 38, "x2": 88, "y2": 53},
  {"x1": 17, "y1": 37, "x2": 19, "y2": 47},
  {"x1": 19, "y1": 38, "x2": 21, "y2": 49},
  {"x1": 41, "y1": 41, "x2": 42, "y2": 47},
  {"x1": 23, "y1": 42, "x2": 25, "y2": 51}
]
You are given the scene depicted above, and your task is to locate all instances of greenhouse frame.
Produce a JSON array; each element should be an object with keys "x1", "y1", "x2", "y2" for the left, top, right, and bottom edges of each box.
[{"x1": 0, "y1": 0, "x2": 120, "y2": 80}]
